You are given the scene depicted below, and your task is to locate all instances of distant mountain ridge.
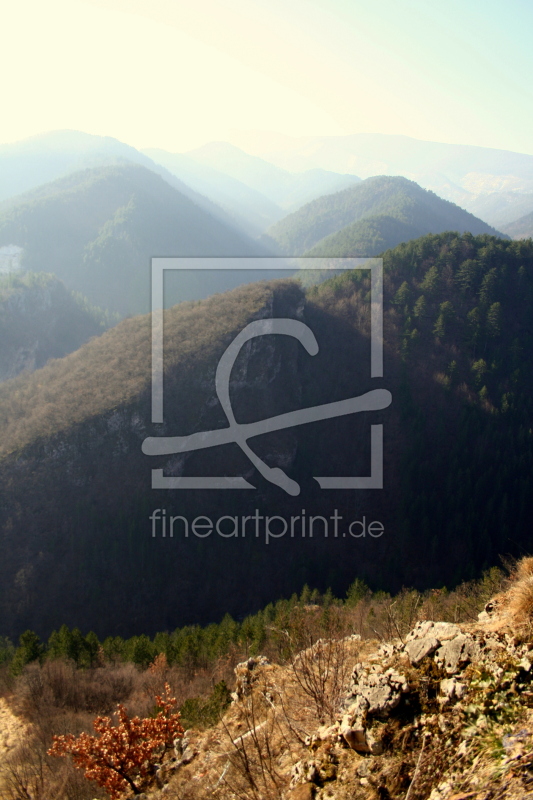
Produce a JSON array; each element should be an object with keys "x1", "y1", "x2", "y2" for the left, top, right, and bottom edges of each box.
[
  {"x1": 144, "y1": 142, "x2": 361, "y2": 234},
  {"x1": 264, "y1": 175, "x2": 506, "y2": 256},
  {"x1": 4, "y1": 130, "x2": 533, "y2": 235},
  {"x1": 142, "y1": 147, "x2": 286, "y2": 235},
  {"x1": 230, "y1": 131, "x2": 533, "y2": 229},
  {"x1": 0, "y1": 130, "x2": 253, "y2": 235},
  {"x1": 233, "y1": 131, "x2": 533, "y2": 184},
  {"x1": 183, "y1": 141, "x2": 361, "y2": 208},
  {"x1": 502, "y1": 209, "x2": 533, "y2": 240},
  {"x1": 0, "y1": 130, "x2": 362, "y2": 242},
  {"x1": 0, "y1": 163, "x2": 269, "y2": 316}
]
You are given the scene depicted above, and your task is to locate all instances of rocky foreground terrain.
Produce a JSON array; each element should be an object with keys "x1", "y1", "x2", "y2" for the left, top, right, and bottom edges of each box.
[
  {"x1": 131, "y1": 559, "x2": 533, "y2": 800},
  {"x1": 3, "y1": 561, "x2": 533, "y2": 800}
]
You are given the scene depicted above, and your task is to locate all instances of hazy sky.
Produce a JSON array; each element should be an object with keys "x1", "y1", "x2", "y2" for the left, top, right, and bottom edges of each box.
[{"x1": 2, "y1": 0, "x2": 532, "y2": 154}]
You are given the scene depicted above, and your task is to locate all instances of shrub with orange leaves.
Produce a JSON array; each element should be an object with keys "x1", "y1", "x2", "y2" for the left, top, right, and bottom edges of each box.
[{"x1": 48, "y1": 682, "x2": 183, "y2": 798}]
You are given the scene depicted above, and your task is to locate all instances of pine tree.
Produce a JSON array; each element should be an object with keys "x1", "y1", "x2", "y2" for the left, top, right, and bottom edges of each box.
[{"x1": 486, "y1": 302, "x2": 501, "y2": 338}]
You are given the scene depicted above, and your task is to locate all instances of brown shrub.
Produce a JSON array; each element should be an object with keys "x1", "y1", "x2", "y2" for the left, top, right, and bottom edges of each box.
[
  {"x1": 1, "y1": 737, "x2": 107, "y2": 800},
  {"x1": 16, "y1": 660, "x2": 137, "y2": 721}
]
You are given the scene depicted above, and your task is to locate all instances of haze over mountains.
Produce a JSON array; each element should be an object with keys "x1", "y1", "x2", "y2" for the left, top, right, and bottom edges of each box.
[
  {"x1": 2, "y1": 130, "x2": 532, "y2": 245},
  {"x1": 0, "y1": 128, "x2": 528, "y2": 384},
  {"x1": 0, "y1": 163, "x2": 270, "y2": 316},
  {"x1": 502, "y1": 209, "x2": 533, "y2": 240},
  {"x1": 185, "y1": 142, "x2": 361, "y2": 208},
  {"x1": 0, "y1": 130, "x2": 252, "y2": 235},
  {"x1": 0, "y1": 125, "x2": 533, "y2": 636},
  {"x1": 0, "y1": 131, "x2": 361, "y2": 238},
  {"x1": 0, "y1": 130, "x2": 517, "y2": 330},
  {"x1": 144, "y1": 143, "x2": 361, "y2": 235},
  {"x1": 231, "y1": 131, "x2": 533, "y2": 230},
  {"x1": 142, "y1": 147, "x2": 286, "y2": 235},
  {"x1": 264, "y1": 176, "x2": 505, "y2": 256}
]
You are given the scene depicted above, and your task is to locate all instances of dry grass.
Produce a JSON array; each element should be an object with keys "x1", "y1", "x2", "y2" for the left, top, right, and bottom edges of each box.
[
  {"x1": 0, "y1": 697, "x2": 29, "y2": 797},
  {"x1": 0, "y1": 279, "x2": 296, "y2": 459},
  {"x1": 515, "y1": 557, "x2": 533, "y2": 582},
  {"x1": 485, "y1": 556, "x2": 533, "y2": 640},
  {"x1": 165, "y1": 634, "x2": 371, "y2": 800},
  {"x1": 0, "y1": 653, "x2": 238, "y2": 800},
  {"x1": 458, "y1": 556, "x2": 533, "y2": 640}
]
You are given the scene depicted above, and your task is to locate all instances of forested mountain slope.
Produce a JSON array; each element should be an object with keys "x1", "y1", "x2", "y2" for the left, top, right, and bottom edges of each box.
[
  {"x1": 265, "y1": 176, "x2": 505, "y2": 255},
  {"x1": 0, "y1": 233, "x2": 531, "y2": 638},
  {"x1": 0, "y1": 129, "x2": 238, "y2": 229},
  {"x1": 0, "y1": 272, "x2": 112, "y2": 382},
  {"x1": 238, "y1": 130, "x2": 533, "y2": 229},
  {"x1": 0, "y1": 164, "x2": 268, "y2": 316}
]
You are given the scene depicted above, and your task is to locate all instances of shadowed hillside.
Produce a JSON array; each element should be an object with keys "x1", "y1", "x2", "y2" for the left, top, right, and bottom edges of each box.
[
  {"x1": 0, "y1": 272, "x2": 113, "y2": 382},
  {"x1": 0, "y1": 233, "x2": 532, "y2": 639}
]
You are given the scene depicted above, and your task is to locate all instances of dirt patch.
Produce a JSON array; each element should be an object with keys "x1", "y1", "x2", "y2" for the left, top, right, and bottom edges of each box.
[
  {"x1": 0, "y1": 698, "x2": 27, "y2": 755},
  {"x1": 0, "y1": 697, "x2": 29, "y2": 783}
]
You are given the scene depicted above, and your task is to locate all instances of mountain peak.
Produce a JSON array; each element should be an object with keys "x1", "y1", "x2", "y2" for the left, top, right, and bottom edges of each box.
[{"x1": 264, "y1": 174, "x2": 505, "y2": 256}]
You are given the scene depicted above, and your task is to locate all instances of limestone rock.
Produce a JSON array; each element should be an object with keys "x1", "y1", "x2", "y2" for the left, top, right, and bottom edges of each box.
[
  {"x1": 340, "y1": 723, "x2": 368, "y2": 753},
  {"x1": 405, "y1": 636, "x2": 440, "y2": 666},
  {"x1": 339, "y1": 663, "x2": 408, "y2": 753},
  {"x1": 439, "y1": 677, "x2": 466, "y2": 704},
  {"x1": 404, "y1": 621, "x2": 477, "y2": 673},
  {"x1": 435, "y1": 633, "x2": 479, "y2": 674},
  {"x1": 350, "y1": 664, "x2": 408, "y2": 714}
]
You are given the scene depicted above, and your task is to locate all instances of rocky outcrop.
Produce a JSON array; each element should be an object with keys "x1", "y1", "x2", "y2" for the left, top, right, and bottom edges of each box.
[
  {"x1": 339, "y1": 663, "x2": 409, "y2": 754},
  {"x1": 326, "y1": 618, "x2": 533, "y2": 763},
  {"x1": 233, "y1": 656, "x2": 271, "y2": 700},
  {"x1": 51, "y1": 562, "x2": 533, "y2": 800},
  {"x1": 404, "y1": 620, "x2": 481, "y2": 672},
  {"x1": 124, "y1": 599, "x2": 533, "y2": 800}
]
